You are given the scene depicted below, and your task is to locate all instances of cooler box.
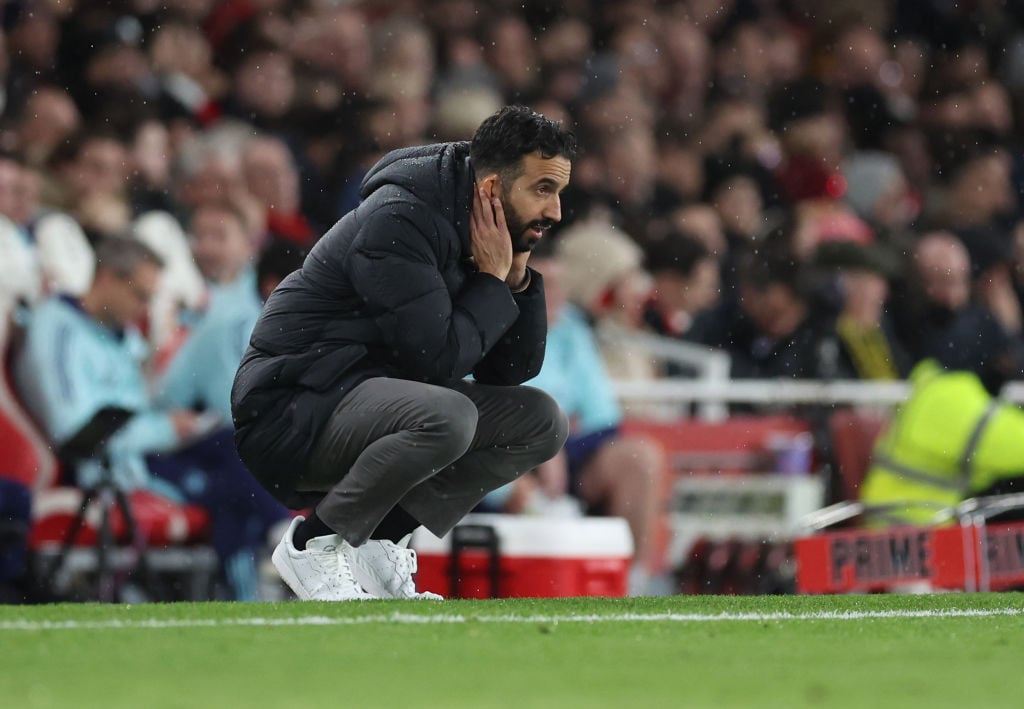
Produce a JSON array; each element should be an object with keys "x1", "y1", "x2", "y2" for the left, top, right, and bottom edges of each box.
[{"x1": 411, "y1": 513, "x2": 634, "y2": 598}]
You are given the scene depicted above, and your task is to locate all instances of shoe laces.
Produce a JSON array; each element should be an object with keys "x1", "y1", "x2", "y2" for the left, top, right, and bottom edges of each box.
[
  {"x1": 315, "y1": 541, "x2": 360, "y2": 591},
  {"x1": 334, "y1": 547, "x2": 361, "y2": 590},
  {"x1": 384, "y1": 541, "x2": 418, "y2": 595}
]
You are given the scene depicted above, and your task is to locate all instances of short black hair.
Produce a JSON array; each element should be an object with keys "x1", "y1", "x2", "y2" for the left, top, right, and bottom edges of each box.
[
  {"x1": 257, "y1": 238, "x2": 307, "y2": 286},
  {"x1": 95, "y1": 236, "x2": 165, "y2": 276},
  {"x1": 469, "y1": 105, "x2": 577, "y2": 181},
  {"x1": 645, "y1": 233, "x2": 712, "y2": 278},
  {"x1": 737, "y1": 224, "x2": 807, "y2": 299}
]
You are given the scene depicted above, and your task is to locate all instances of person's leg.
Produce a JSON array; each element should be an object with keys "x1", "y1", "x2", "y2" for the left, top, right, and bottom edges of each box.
[
  {"x1": 291, "y1": 379, "x2": 564, "y2": 600},
  {"x1": 396, "y1": 381, "x2": 568, "y2": 537},
  {"x1": 147, "y1": 427, "x2": 290, "y2": 600},
  {"x1": 576, "y1": 435, "x2": 664, "y2": 573},
  {"x1": 301, "y1": 377, "x2": 481, "y2": 546},
  {"x1": 0, "y1": 479, "x2": 31, "y2": 595}
]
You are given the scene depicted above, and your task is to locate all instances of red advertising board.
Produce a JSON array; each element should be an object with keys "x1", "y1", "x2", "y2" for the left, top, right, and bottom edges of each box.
[{"x1": 795, "y1": 522, "x2": 1024, "y2": 594}]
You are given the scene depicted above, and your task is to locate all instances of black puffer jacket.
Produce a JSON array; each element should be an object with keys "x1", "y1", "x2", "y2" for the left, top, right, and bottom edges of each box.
[{"x1": 231, "y1": 142, "x2": 547, "y2": 500}]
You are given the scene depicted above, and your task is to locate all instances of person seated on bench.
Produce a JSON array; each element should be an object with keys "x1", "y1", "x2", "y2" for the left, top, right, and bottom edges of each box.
[
  {"x1": 483, "y1": 239, "x2": 665, "y2": 595},
  {"x1": 13, "y1": 236, "x2": 289, "y2": 600}
]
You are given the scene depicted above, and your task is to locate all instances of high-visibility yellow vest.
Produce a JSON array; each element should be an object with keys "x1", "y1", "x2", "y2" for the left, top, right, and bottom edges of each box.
[{"x1": 860, "y1": 360, "x2": 1024, "y2": 526}]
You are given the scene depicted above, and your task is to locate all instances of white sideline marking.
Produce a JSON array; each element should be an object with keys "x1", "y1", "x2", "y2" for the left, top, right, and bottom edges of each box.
[{"x1": 2, "y1": 607, "x2": 1023, "y2": 631}]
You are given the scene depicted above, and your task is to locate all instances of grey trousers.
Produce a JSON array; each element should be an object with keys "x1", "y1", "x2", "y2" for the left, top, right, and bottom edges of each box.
[{"x1": 300, "y1": 377, "x2": 569, "y2": 546}]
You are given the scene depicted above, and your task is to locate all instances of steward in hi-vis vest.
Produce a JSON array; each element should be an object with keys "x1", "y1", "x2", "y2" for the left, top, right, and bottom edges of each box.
[{"x1": 861, "y1": 359, "x2": 1024, "y2": 526}]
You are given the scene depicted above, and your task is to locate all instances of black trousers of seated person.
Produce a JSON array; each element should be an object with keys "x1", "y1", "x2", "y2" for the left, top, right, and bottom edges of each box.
[{"x1": 295, "y1": 377, "x2": 568, "y2": 546}]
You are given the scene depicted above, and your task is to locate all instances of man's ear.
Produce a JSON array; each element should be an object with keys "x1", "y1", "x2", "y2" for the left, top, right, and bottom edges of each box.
[{"x1": 478, "y1": 174, "x2": 501, "y2": 200}]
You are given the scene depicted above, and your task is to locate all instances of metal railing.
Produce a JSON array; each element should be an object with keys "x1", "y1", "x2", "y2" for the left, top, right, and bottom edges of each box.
[
  {"x1": 613, "y1": 374, "x2": 1024, "y2": 422},
  {"x1": 602, "y1": 330, "x2": 1024, "y2": 420}
]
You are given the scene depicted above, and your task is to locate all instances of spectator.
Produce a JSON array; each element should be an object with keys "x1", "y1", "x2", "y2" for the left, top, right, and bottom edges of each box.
[
  {"x1": 842, "y1": 150, "x2": 918, "y2": 237},
  {"x1": 11, "y1": 85, "x2": 81, "y2": 173},
  {"x1": 0, "y1": 151, "x2": 94, "y2": 300},
  {"x1": 480, "y1": 13, "x2": 539, "y2": 100},
  {"x1": 218, "y1": 38, "x2": 296, "y2": 137},
  {"x1": 146, "y1": 20, "x2": 225, "y2": 126},
  {"x1": 240, "y1": 135, "x2": 315, "y2": 246},
  {"x1": 926, "y1": 132, "x2": 1015, "y2": 235},
  {"x1": 704, "y1": 157, "x2": 768, "y2": 254},
  {"x1": 188, "y1": 198, "x2": 258, "y2": 308},
  {"x1": 558, "y1": 216, "x2": 658, "y2": 381},
  {"x1": 0, "y1": 125, "x2": 98, "y2": 300},
  {"x1": 0, "y1": 151, "x2": 40, "y2": 314},
  {"x1": 812, "y1": 241, "x2": 911, "y2": 380},
  {"x1": 289, "y1": 5, "x2": 372, "y2": 97},
  {"x1": 13, "y1": 236, "x2": 288, "y2": 600},
  {"x1": 127, "y1": 116, "x2": 181, "y2": 217},
  {"x1": 643, "y1": 232, "x2": 721, "y2": 340},
  {"x1": 2, "y1": 0, "x2": 63, "y2": 108},
  {"x1": 491, "y1": 242, "x2": 665, "y2": 595},
  {"x1": 158, "y1": 238, "x2": 306, "y2": 422},
  {"x1": 172, "y1": 122, "x2": 253, "y2": 220},
  {"x1": 371, "y1": 17, "x2": 436, "y2": 104},
  {"x1": 691, "y1": 233, "x2": 842, "y2": 379},
  {"x1": 894, "y1": 231, "x2": 1024, "y2": 392},
  {"x1": 45, "y1": 129, "x2": 132, "y2": 241}
]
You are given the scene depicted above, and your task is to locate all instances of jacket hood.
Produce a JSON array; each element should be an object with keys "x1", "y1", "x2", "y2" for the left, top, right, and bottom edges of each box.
[{"x1": 359, "y1": 142, "x2": 474, "y2": 251}]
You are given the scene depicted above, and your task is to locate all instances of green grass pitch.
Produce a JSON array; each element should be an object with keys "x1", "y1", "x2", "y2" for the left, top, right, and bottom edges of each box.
[{"x1": 2, "y1": 593, "x2": 1022, "y2": 708}]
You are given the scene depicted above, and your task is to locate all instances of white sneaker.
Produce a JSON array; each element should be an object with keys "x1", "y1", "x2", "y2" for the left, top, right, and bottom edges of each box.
[
  {"x1": 271, "y1": 516, "x2": 376, "y2": 601},
  {"x1": 350, "y1": 534, "x2": 444, "y2": 600}
]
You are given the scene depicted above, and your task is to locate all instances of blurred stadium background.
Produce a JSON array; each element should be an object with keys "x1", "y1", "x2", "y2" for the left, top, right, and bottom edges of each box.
[{"x1": 4, "y1": 0, "x2": 1024, "y2": 604}]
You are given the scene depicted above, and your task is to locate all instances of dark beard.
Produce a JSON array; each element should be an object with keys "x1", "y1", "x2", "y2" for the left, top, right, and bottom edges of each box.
[{"x1": 501, "y1": 197, "x2": 553, "y2": 252}]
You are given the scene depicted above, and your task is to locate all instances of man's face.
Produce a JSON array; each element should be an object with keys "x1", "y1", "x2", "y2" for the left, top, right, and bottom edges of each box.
[
  {"x1": 916, "y1": 237, "x2": 970, "y2": 312},
  {"x1": 740, "y1": 282, "x2": 803, "y2": 338},
  {"x1": 496, "y1": 152, "x2": 571, "y2": 252},
  {"x1": 99, "y1": 261, "x2": 160, "y2": 329},
  {"x1": 191, "y1": 205, "x2": 253, "y2": 284},
  {"x1": 68, "y1": 138, "x2": 128, "y2": 199}
]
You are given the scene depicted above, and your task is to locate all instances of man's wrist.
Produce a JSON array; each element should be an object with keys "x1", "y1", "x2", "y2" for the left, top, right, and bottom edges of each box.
[{"x1": 508, "y1": 269, "x2": 531, "y2": 293}]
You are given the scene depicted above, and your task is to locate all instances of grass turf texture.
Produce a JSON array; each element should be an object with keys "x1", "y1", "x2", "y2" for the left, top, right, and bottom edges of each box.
[{"x1": 2, "y1": 594, "x2": 1022, "y2": 708}]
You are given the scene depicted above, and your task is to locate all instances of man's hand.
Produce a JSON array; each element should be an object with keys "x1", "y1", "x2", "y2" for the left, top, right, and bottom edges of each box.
[
  {"x1": 171, "y1": 410, "x2": 221, "y2": 442},
  {"x1": 470, "y1": 187, "x2": 512, "y2": 281}
]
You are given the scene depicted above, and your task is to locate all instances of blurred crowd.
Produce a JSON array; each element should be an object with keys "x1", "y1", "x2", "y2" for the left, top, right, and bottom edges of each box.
[
  {"x1": 0, "y1": 0, "x2": 1022, "y2": 393},
  {"x1": 4, "y1": 0, "x2": 1024, "y2": 596}
]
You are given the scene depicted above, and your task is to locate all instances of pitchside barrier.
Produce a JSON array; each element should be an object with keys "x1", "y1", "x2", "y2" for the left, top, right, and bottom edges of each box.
[
  {"x1": 795, "y1": 519, "x2": 1024, "y2": 593},
  {"x1": 793, "y1": 494, "x2": 1024, "y2": 593},
  {"x1": 609, "y1": 359, "x2": 1024, "y2": 593}
]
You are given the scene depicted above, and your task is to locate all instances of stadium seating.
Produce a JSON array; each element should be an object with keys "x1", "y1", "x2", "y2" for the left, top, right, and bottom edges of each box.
[
  {"x1": 621, "y1": 415, "x2": 820, "y2": 594},
  {"x1": 827, "y1": 408, "x2": 890, "y2": 502}
]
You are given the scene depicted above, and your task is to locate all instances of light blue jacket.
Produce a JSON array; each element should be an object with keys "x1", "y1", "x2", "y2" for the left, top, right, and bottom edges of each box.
[
  {"x1": 207, "y1": 267, "x2": 257, "y2": 312},
  {"x1": 157, "y1": 287, "x2": 262, "y2": 422},
  {"x1": 527, "y1": 303, "x2": 621, "y2": 434},
  {"x1": 14, "y1": 296, "x2": 179, "y2": 489}
]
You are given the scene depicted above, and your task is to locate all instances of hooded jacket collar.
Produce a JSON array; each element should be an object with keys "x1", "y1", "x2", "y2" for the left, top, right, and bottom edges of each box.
[{"x1": 359, "y1": 142, "x2": 475, "y2": 255}]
